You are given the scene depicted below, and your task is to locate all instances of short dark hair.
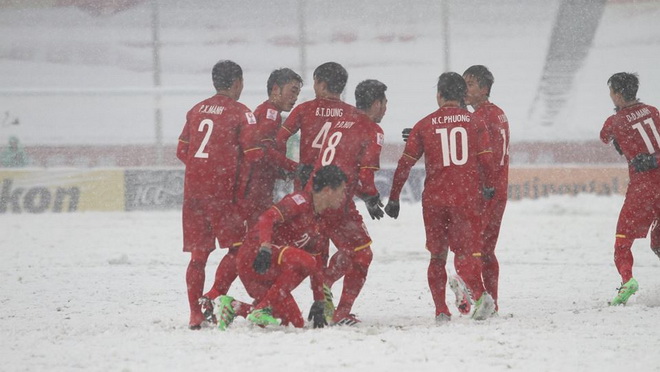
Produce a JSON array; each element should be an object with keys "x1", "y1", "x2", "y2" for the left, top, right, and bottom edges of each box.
[
  {"x1": 312, "y1": 164, "x2": 347, "y2": 193},
  {"x1": 212, "y1": 60, "x2": 242, "y2": 91},
  {"x1": 608, "y1": 72, "x2": 639, "y2": 102},
  {"x1": 313, "y1": 62, "x2": 348, "y2": 94},
  {"x1": 267, "y1": 68, "x2": 303, "y2": 96},
  {"x1": 463, "y1": 65, "x2": 494, "y2": 96},
  {"x1": 355, "y1": 79, "x2": 387, "y2": 110},
  {"x1": 437, "y1": 72, "x2": 467, "y2": 102}
]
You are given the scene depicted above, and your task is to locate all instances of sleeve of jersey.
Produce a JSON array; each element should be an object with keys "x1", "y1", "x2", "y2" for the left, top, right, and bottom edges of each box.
[
  {"x1": 389, "y1": 128, "x2": 422, "y2": 200},
  {"x1": 476, "y1": 124, "x2": 495, "y2": 187},
  {"x1": 256, "y1": 203, "x2": 287, "y2": 245},
  {"x1": 264, "y1": 146, "x2": 298, "y2": 172},
  {"x1": 357, "y1": 128, "x2": 383, "y2": 197},
  {"x1": 176, "y1": 118, "x2": 190, "y2": 164},
  {"x1": 275, "y1": 108, "x2": 301, "y2": 152},
  {"x1": 600, "y1": 117, "x2": 614, "y2": 144}
]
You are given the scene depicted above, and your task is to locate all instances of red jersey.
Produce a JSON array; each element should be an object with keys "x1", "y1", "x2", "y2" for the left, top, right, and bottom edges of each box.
[
  {"x1": 313, "y1": 112, "x2": 383, "y2": 198},
  {"x1": 276, "y1": 98, "x2": 357, "y2": 166},
  {"x1": 246, "y1": 191, "x2": 324, "y2": 255},
  {"x1": 390, "y1": 104, "x2": 494, "y2": 206},
  {"x1": 177, "y1": 94, "x2": 256, "y2": 201},
  {"x1": 472, "y1": 102, "x2": 510, "y2": 200},
  {"x1": 600, "y1": 102, "x2": 660, "y2": 187},
  {"x1": 236, "y1": 100, "x2": 297, "y2": 215}
]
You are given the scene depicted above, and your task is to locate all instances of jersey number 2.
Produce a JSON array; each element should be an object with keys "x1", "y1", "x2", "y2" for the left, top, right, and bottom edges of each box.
[{"x1": 194, "y1": 119, "x2": 213, "y2": 158}]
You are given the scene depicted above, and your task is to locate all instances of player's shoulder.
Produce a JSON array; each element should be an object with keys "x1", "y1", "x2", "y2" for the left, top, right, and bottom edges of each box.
[
  {"x1": 281, "y1": 191, "x2": 312, "y2": 209},
  {"x1": 254, "y1": 101, "x2": 280, "y2": 122}
]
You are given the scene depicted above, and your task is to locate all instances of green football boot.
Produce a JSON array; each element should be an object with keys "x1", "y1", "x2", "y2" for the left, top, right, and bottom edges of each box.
[
  {"x1": 610, "y1": 278, "x2": 639, "y2": 306},
  {"x1": 247, "y1": 307, "x2": 281, "y2": 327},
  {"x1": 213, "y1": 295, "x2": 236, "y2": 331}
]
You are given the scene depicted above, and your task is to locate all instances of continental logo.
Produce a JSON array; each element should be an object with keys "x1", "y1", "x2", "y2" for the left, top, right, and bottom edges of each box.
[{"x1": 0, "y1": 170, "x2": 124, "y2": 213}]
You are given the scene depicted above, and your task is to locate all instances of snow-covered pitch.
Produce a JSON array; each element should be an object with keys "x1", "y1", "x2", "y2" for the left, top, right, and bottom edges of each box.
[{"x1": 2, "y1": 194, "x2": 659, "y2": 371}]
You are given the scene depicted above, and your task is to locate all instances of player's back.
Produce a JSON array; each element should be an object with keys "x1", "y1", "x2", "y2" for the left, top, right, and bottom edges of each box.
[
  {"x1": 416, "y1": 105, "x2": 483, "y2": 206},
  {"x1": 180, "y1": 94, "x2": 253, "y2": 200},
  {"x1": 282, "y1": 98, "x2": 357, "y2": 166},
  {"x1": 605, "y1": 103, "x2": 660, "y2": 184},
  {"x1": 314, "y1": 112, "x2": 383, "y2": 197}
]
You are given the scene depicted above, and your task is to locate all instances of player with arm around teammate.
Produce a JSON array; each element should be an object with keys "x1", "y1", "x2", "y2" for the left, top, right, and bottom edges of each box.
[
  {"x1": 463, "y1": 65, "x2": 510, "y2": 313},
  {"x1": 599, "y1": 72, "x2": 660, "y2": 306},
  {"x1": 176, "y1": 60, "x2": 254, "y2": 330},
  {"x1": 384, "y1": 72, "x2": 496, "y2": 322}
]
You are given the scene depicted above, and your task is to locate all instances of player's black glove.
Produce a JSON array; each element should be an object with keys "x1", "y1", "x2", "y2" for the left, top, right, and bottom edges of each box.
[
  {"x1": 363, "y1": 194, "x2": 384, "y2": 220},
  {"x1": 483, "y1": 187, "x2": 495, "y2": 200},
  {"x1": 384, "y1": 199, "x2": 400, "y2": 219},
  {"x1": 402, "y1": 128, "x2": 412, "y2": 142},
  {"x1": 253, "y1": 245, "x2": 272, "y2": 274},
  {"x1": 307, "y1": 301, "x2": 328, "y2": 329},
  {"x1": 295, "y1": 164, "x2": 314, "y2": 187},
  {"x1": 630, "y1": 153, "x2": 658, "y2": 173}
]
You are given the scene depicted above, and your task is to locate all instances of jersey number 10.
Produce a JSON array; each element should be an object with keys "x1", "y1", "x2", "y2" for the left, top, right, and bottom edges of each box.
[{"x1": 435, "y1": 127, "x2": 468, "y2": 166}]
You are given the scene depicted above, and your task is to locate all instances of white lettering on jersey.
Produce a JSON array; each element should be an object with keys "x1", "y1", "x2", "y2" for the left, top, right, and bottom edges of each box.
[
  {"x1": 315, "y1": 107, "x2": 344, "y2": 117},
  {"x1": 334, "y1": 121, "x2": 354, "y2": 129},
  {"x1": 266, "y1": 108, "x2": 278, "y2": 121},
  {"x1": 246, "y1": 112, "x2": 257, "y2": 125},
  {"x1": 294, "y1": 233, "x2": 311, "y2": 248},
  {"x1": 626, "y1": 107, "x2": 651, "y2": 122},
  {"x1": 431, "y1": 114, "x2": 470, "y2": 125},
  {"x1": 291, "y1": 194, "x2": 307, "y2": 205},
  {"x1": 199, "y1": 105, "x2": 225, "y2": 115},
  {"x1": 376, "y1": 133, "x2": 384, "y2": 146}
]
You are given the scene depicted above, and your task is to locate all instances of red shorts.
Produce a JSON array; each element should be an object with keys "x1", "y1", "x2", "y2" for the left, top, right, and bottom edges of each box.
[
  {"x1": 321, "y1": 199, "x2": 372, "y2": 253},
  {"x1": 616, "y1": 184, "x2": 660, "y2": 239},
  {"x1": 181, "y1": 198, "x2": 246, "y2": 252},
  {"x1": 422, "y1": 203, "x2": 481, "y2": 257}
]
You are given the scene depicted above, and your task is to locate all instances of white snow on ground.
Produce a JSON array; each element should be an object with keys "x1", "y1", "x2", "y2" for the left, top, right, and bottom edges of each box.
[{"x1": 2, "y1": 194, "x2": 660, "y2": 371}]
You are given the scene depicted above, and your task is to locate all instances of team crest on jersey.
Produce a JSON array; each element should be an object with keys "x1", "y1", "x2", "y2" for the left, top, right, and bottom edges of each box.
[
  {"x1": 292, "y1": 194, "x2": 307, "y2": 205},
  {"x1": 245, "y1": 112, "x2": 257, "y2": 125},
  {"x1": 266, "y1": 108, "x2": 278, "y2": 121},
  {"x1": 376, "y1": 133, "x2": 384, "y2": 146}
]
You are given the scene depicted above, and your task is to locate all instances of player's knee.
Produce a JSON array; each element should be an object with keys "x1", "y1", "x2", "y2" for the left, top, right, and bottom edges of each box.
[
  {"x1": 352, "y1": 247, "x2": 373, "y2": 270},
  {"x1": 189, "y1": 250, "x2": 210, "y2": 267}
]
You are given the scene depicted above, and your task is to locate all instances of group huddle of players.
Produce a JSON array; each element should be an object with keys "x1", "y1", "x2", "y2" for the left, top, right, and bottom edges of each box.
[{"x1": 177, "y1": 59, "x2": 659, "y2": 331}]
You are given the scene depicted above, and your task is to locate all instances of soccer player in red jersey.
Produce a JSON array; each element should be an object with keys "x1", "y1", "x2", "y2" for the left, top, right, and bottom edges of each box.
[
  {"x1": 385, "y1": 72, "x2": 496, "y2": 322},
  {"x1": 315, "y1": 79, "x2": 387, "y2": 325},
  {"x1": 599, "y1": 72, "x2": 660, "y2": 306},
  {"x1": 275, "y1": 62, "x2": 353, "y2": 187},
  {"x1": 213, "y1": 165, "x2": 348, "y2": 329},
  {"x1": 199, "y1": 69, "x2": 304, "y2": 316},
  {"x1": 176, "y1": 60, "x2": 255, "y2": 329},
  {"x1": 463, "y1": 65, "x2": 510, "y2": 313}
]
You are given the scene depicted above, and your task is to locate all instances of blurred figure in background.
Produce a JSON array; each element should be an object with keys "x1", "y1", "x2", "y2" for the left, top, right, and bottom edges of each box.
[
  {"x1": 1, "y1": 136, "x2": 29, "y2": 168},
  {"x1": 600, "y1": 72, "x2": 660, "y2": 306}
]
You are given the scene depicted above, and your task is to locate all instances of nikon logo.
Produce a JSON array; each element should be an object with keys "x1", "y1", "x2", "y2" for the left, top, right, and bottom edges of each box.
[{"x1": 0, "y1": 179, "x2": 80, "y2": 213}]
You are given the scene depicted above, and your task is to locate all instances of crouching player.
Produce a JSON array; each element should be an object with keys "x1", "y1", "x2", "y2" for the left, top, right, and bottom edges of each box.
[{"x1": 213, "y1": 165, "x2": 348, "y2": 329}]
